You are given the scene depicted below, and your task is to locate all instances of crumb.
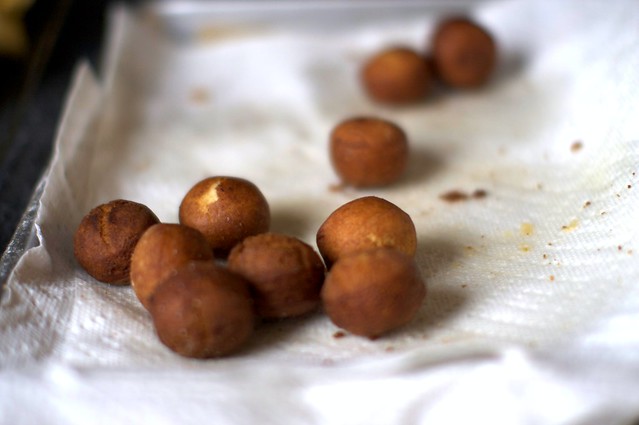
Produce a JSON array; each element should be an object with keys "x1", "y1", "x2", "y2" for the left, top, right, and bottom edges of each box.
[
  {"x1": 628, "y1": 184, "x2": 632, "y2": 189},
  {"x1": 333, "y1": 331, "x2": 346, "y2": 339},
  {"x1": 461, "y1": 284, "x2": 468, "y2": 288},
  {"x1": 519, "y1": 244, "x2": 530, "y2": 252},
  {"x1": 536, "y1": 183, "x2": 544, "y2": 190},
  {"x1": 549, "y1": 275, "x2": 555, "y2": 281},
  {"x1": 547, "y1": 242, "x2": 553, "y2": 246},
  {"x1": 583, "y1": 201, "x2": 591, "y2": 208},
  {"x1": 385, "y1": 346, "x2": 395, "y2": 352},
  {"x1": 328, "y1": 183, "x2": 346, "y2": 192},
  {"x1": 189, "y1": 87, "x2": 211, "y2": 104},
  {"x1": 439, "y1": 190, "x2": 469, "y2": 202},
  {"x1": 618, "y1": 245, "x2": 623, "y2": 251},
  {"x1": 570, "y1": 141, "x2": 583, "y2": 152},
  {"x1": 543, "y1": 254, "x2": 548, "y2": 259},
  {"x1": 472, "y1": 189, "x2": 488, "y2": 199},
  {"x1": 601, "y1": 211, "x2": 607, "y2": 216},
  {"x1": 628, "y1": 250, "x2": 633, "y2": 255},
  {"x1": 465, "y1": 246, "x2": 474, "y2": 251},
  {"x1": 616, "y1": 193, "x2": 621, "y2": 198},
  {"x1": 440, "y1": 189, "x2": 487, "y2": 202}
]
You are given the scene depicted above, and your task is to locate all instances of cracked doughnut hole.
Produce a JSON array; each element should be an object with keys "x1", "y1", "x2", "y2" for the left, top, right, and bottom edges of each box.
[{"x1": 179, "y1": 176, "x2": 270, "y2": 257}]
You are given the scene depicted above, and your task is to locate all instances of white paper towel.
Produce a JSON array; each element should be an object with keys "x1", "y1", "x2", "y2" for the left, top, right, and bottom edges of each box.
[{"x1": 1, "y1": 1, "x2": 639, "y2": 424}]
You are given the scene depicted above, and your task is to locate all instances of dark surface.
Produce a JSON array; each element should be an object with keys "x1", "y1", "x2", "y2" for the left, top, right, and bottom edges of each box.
[{"x1": 0, "y1": 0, "x2": 131, "y2": 254}]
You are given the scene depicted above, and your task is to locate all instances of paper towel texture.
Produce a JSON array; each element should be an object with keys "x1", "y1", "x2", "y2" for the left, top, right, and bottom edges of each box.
[{"x1": 1, "y1": 1, "x2": 638, "y2": 424}]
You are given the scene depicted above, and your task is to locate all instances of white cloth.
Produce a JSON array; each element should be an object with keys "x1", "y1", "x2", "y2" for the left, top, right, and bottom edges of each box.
[{"x1": 2, "y1": 1, "x2": 639, "y2": 424}]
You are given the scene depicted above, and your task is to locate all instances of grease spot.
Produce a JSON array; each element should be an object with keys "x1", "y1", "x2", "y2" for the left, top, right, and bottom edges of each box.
[
  {"x1": 561, "y1": 219, "x2": 579, "y2": 232},
  {"x1": 520, "y1": 222, "x2": 534, "y2": 236}
]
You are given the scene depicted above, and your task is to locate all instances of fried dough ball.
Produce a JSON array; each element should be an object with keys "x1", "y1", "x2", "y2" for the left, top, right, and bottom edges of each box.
[
  {"x1": 130, "y1": 223, "x2": 214, "y2": 310},
  {"x1": 149, "y1": 261, "x2": 255, "y2": 358},
  {"x1": 228, "y1": 233, "x2": 325, "y2": 319},
  {"x1": 330, "y1": 117, "x2": 408, "y2": 188},
  {"x1": 431, "y1": 17, "x2": 497, "y2": 88},
  {"x1": 321, "y1": 248, "x2": 426, "y2": 338},
  {"x1": 73, "y1": 199, "x2": 159, "y2": 284},
  {"x1": 361, "y1": 46, "x2": 431, "y2": 104},
  {"x1": 316, "y1": 196, "x2": 417, "y2": 268},
  {"x1": 179, "y1": 176, "x2": 270, "y2": 257}
]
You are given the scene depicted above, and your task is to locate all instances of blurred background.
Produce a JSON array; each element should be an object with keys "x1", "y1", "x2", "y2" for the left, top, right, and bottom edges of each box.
[{"x1": 0, "y1": 0, "x2": 137, "y2": 252}]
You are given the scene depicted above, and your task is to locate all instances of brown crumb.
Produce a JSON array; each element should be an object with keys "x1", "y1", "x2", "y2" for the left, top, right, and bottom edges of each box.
[
  {"x1": 547, "y1": 242, "x2": 553, "y2": 246},
  {"x1": 571, "y1": 141, "x2": 583, "y2": 152},
  {"x1": 333, "y1": 331, "x2": 346, "y2": 339},
  {"x1": 439, "y1": 190, "x2": 469, "y2": 202},
  {"x1": 543, "y1": 254, "x2": 548, "y2": 259},
  {"x1": 549, "y1": 275, "x2": 555, "y2": 281},
  {"x1": 618, "y1": 245, "x2": 623, "y2": 251},
  {"x1": 628, "y1": 250, "x2": 633, "y2": 255},
  {"x1": 472, "y1": 189, "x2": 488, "y2": 199},
  {"x1": 189, "y1": 87, "x2": 211, "y2": 104},
  {"x1": 439, "y1": 189, "x2": 487, "y2": 203},
  {"x1": 628, "y1": 185, "x2": 632, "y2": 189},
  {"x1": 385, "y1": 346, "x2": 395, "y2": 352},
  {"x1": 328, "y1": 183, "x2": 346, "y2": 192},
  {"x1": 536, "y1": 183, "x2": 544, "y2": 190},
  {"x1": 583, "y1": 201, "x2": 591, "y2": 208}
]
